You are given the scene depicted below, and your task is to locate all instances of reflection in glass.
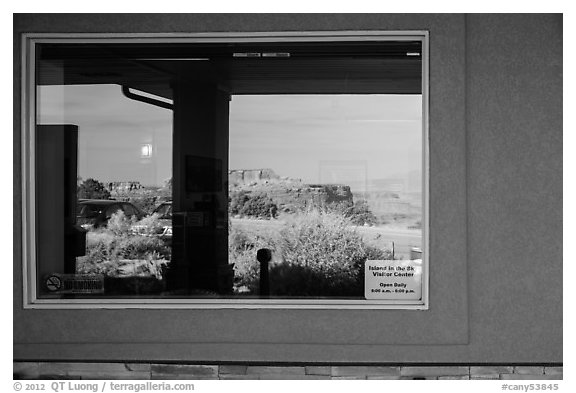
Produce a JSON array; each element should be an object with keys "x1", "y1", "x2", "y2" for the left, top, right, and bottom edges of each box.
[
  {"x1": 36, "y1": 83, "x2": 173, "y2": 298},
  {"x1": 33, "y1": 41, "x2": 424, "y2": 302},
  {"x1": 228, "y1": 95, "x2": 422, "y2": 298}
]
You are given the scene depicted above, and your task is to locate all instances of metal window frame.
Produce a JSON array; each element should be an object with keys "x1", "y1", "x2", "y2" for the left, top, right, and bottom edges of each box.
[{"x1": 21, "y1": 30, "x2": 430, "y2": 309}]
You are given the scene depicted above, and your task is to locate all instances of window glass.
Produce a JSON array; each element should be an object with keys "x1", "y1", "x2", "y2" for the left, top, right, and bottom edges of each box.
[
  {"x1": 32, "y1": 39, "x2": 426, "y2": 305},
  {"x1": 228, "y1": 94, "x2": 423, "y2": 299}
]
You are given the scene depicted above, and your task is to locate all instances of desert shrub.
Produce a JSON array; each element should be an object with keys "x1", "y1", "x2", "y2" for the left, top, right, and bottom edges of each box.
[
  {"x1": 230, "y1": 247, "x2": 261, "y2": 293},
  {"x1": 346, "y1": 199, "x2": 377, "y2": 226},
  {"x1": 76, "y1": 230, "x2": 120, "y2": 275},
  {"x1": 77, "y1": 178, "x2": 111, "y2": 200},
  {"x1": 364, "y1": 244, "x2": 394, "y2": 261},
  {"x1": 76, "y1": 258, "x2": 119, "y2": 276},
  {"x1": 229, "y1": 191, "x2": 250, "y2": 216},
  {"x1": 325, "y1": 199, "x2": 377, "y2": 226},
  {"x1": 79, "y1": 258, "x2": 167, "y2": 279},
  {"x1": 229, "y1": 190, "x2": 278, "y2": 219},
  {"x1": 241, "y1": 192, "x2": 278, "y2": 218},
  {"x1": 228, "y1": 209, "x2": 393, "y2": 297},
  {"x1": 228, "y1": 223, "x2": 253, "y2": 251},
  {"x1": 323, "y1": 201, "x2": 351, "y2": 221},
  {"x1": 228, "y1": 224, "x2": 276, "y2": 293},
  {"x1": 115, "y1": 236, "x2": 170, "y2": 260},
  {"x1": 128, "y1": 196, "x2": 158, "y2": 215},
  {"x1": 80, "y1": 230, "x2": 170, "y2": 261},
  {"x1": 82, "y1": 230, "x2": 119, "y2": 263},
  {"x1": 133, "y1": 213, "x2": 165, "y2": 235},
  {"x1": 272, "y1": 210, "x2": 367, "y2": 296},
  {"x1": 76, "y1": 215, "x2": 170, "y2": 280},
  {"x1": 106, "y1": 211, "x2": 137, "y2": 236}
]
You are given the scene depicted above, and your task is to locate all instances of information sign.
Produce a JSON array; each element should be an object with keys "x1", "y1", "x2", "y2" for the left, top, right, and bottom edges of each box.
[{"x1": 365, "y1": 259, "x2": 422, "y2": 300}]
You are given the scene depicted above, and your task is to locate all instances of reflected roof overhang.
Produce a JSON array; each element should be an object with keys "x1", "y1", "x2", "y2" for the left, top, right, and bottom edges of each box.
[{"x1": 36, "y1": 41, "x2": 423, "y2": 98}]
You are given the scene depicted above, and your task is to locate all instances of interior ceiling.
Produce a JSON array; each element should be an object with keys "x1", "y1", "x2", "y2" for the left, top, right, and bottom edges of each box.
[{"x1": 36, "y1": 42, "x2": 423, "y2": 97}]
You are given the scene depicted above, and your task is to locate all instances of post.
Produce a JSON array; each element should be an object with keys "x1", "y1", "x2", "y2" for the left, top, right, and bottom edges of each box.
[
  {"x1": 167, "y1": 80, "x2": 233, "y2": 294},
  {"x1": 257, "y1": 248, "x2": 272, "y2": 297}
]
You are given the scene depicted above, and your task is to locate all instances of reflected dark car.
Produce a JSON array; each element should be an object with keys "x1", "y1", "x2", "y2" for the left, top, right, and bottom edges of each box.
[
  {"x1": 153, "y1": 201, "x2": 172, "y2": 219},
  {"x1": 76, "y1": 199, "x2": 146, "y2": 230}
]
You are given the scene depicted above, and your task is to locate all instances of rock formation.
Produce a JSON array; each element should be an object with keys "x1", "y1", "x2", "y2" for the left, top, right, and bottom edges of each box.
[{"x1": 228, "y1": 169, "x2": 353, "y2": 212}]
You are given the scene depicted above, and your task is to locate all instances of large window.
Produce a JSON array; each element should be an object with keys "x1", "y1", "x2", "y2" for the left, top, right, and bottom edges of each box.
[{"x1": 22, "y1": 32, "x2": 428, "y2": 308}]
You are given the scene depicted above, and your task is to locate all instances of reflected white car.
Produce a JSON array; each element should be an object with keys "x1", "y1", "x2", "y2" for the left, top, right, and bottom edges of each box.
[{"x1": 131, "y1": 202, "x2": 172, "y2": 242}]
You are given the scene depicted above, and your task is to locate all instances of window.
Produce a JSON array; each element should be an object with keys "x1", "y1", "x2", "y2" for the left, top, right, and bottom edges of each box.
[{"x1": 22, "y1": 32, "x2": 429, "y2": 308}]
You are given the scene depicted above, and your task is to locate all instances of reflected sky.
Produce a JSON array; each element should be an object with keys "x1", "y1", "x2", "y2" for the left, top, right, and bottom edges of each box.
[
  {"x1": 38, "y1": 85, "x2": 422, "y2": 189},
  {"x1": 230, "y1": 94, "x2": 422, "y2": 190}
]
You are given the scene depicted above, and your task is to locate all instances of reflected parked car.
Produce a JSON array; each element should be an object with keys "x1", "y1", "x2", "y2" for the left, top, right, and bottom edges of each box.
[
  {"x1": 131, "y1": 201, "x2": 172, "y2": 242},
  {"x1": 153, "y1": 201, "x2": 172, "y2": 219},
  {"x1": 76, "y1": 199, "x2": 146, "y2": 230},
  {"x1": 152, "y1": 201, "x2": 172, "y2": 241}
]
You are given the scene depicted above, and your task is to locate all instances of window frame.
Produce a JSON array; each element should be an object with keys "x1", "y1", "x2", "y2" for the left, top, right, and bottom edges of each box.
[{"x1": 21, "y1": 30, "x2": 430, "y2": 309}]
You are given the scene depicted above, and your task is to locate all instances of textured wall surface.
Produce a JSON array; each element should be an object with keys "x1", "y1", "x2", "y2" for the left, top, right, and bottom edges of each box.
[
  {"x1": 465, "y1": 14, "x2": 562, "y2": 362},
  {"x1": 13, "y1": 14, "x2": 562, "y2": 364}
]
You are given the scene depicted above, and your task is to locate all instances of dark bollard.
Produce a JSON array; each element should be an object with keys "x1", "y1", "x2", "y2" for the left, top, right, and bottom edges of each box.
[{"x1": 257, "y1": 248, "x2": 272, "y2": 297}]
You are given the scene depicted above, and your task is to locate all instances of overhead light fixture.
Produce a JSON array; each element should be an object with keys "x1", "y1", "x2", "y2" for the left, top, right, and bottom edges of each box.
[
  {"x1": 262, "y1": 52, "x2": 291, "y2": 58},
  {"x1": 233, "y1": 52, "x2": 261, "y2": 58},
  {"x1": 233, "y1": 52, "x2": 291, "y2": 58},
  {"x1": 141, "y1": 144, "x2": 152, "y2": 158}
]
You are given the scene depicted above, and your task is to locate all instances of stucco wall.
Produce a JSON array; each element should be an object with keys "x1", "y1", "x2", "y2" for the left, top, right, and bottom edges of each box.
[
  {"x1": 465, "y1": 14, "x2": 562, "y2": 362},
  {"x1": 13, "y1": 14, "x2": 562, "y2": 363}
]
